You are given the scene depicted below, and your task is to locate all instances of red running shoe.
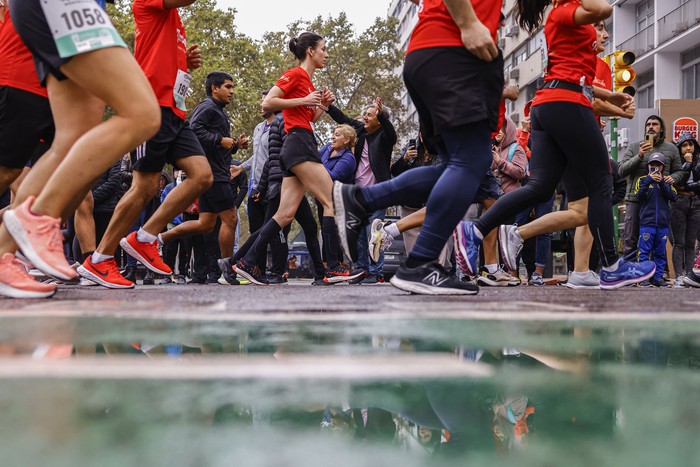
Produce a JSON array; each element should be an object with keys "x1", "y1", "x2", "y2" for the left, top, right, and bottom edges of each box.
[
  {"x1": 77, "y1": 257, "x2": 135, "y2": 289},
  {"x1": 0, "y1": 253, "x2": 57, "y2": 298},
  {"x1": 119, "y1": 232, "x2": 172, "y2": 275}
]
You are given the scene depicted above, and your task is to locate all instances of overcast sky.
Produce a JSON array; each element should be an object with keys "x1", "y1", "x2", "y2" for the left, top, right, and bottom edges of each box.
[{"x1": 215, "y1": 1, "x2": 392, "y2": 40}]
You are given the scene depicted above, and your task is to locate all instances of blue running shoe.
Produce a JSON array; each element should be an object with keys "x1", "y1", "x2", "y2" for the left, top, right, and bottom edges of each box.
[
  {"x1": 599, "y1": 259, "x2": 655, "y2": 290},
  {"x1": 453, "y1": 221, "x2": 481, "y2": 276}
]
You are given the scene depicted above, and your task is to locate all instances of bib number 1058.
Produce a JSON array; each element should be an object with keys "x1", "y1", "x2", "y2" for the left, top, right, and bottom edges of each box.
[{"x1": 59, "y1": 8, "x2": 108, "y2": 31}]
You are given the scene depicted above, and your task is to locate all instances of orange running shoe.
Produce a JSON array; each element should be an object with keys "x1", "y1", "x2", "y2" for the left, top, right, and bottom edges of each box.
[
  {"x1": 77, "y1": 257, "x2": 135, "y2": 289},
  {"x1": 2, "y1": 196, "x2": 77, "y2": 281},
  {"x1": 0, "y1": 253, "x2": 57, "y2": 298},
  {"x1": 119, "y1": 231, "x2": 172, "y2": 275}
]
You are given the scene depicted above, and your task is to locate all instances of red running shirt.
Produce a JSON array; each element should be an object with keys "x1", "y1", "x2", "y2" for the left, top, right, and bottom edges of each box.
[
  {"x1": 0, "y1": 9, "x2": 47, "y2": 98},
  {"x1": 593, "y1": 56, "x2": 612, "y2": 124},
  {"x1": 532, "y1": 1, "x2": 597, "y2": 109},
  {"x1": 407, "y1": 0, "x2": 501, "y2": 54},
  {"x1": 133, "y1": 0, "x2": 189, "y2": 120},
  {"x1": 275, "y1": 67, "x2": 316, "y2": 133}
]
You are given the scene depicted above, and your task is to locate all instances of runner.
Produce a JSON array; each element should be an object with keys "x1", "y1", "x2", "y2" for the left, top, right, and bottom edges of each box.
[
  {"x1": 453, "y1": 0, "x2": 655, "y2": 290},
  {"x1": 333, "y1": 0, "x2": 502, "y2": 295},
  {"x1": 78, "y1": 0, "x2": 214, "y2": 289},
  {"x1": 0, "y1": 0, "x2": 160, "y2": 298}
]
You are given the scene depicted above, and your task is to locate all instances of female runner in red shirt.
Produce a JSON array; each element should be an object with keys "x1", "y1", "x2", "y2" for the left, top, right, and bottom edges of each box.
[{"x1": 456, "y1": 0, "x2": 655, "y2": 289}]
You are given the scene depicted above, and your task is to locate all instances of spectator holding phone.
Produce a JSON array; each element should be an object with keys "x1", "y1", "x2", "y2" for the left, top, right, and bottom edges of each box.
[
  {"x1": 619, "y1": 115, "x2": 684, "y2": 257},
  {"x1": 633, "y1": 153, "x2": 677, "y2": 286}
]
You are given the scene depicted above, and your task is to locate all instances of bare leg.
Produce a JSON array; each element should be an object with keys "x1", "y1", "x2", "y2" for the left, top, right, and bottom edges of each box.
[
  {"x1": 271, "y1": 176, "x2": 307, "y2": 227},
  {"x1": 396, "y1": 207, "x2": 426, "y2": 233},
  {"x1": 0, "y1": 166, "x2": 23, "y2": 196},
  {"x1": 291, "y1": 162, "x2": 334, "y2": 215},
  {"x1": 481, "y1": 199, "x2": 499, "y2": 266},
  {"x1": 74, "y1": 191, "x2": 96, "y2": 256},
  {"x1": 217, "y1": 208, "x2": 238, "y2": 258},
  {"x1": 573, "y1": 224, "x2": 594, "y2": 273},
  {"x1": 518, "y1": 198, "x2": 588, "y2": 241},
  {"x1": 161, "y1": 212, "x2": 217, "y2": 243}
]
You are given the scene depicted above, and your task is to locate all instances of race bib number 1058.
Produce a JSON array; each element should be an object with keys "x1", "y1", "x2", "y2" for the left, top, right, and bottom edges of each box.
[{"x1": 41, "y1": 0, "x2": 126, "y2": 58}]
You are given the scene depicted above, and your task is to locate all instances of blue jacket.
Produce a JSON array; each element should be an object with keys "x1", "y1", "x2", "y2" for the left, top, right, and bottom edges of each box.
[
  {"x1": 634, "y1": 175, "x2": 677, "y2": 228},
  {"x1": 320, "y1": 143, "x2": 356, "y2": 184},
  {"x1": 161, "y1": 182, "x2": 183, "y2": 225}
]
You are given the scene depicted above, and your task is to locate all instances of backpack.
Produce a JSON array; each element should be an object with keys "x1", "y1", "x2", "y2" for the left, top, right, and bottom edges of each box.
[{"x1": 506, "y1": 142, "x2": 530, "y2": 185}]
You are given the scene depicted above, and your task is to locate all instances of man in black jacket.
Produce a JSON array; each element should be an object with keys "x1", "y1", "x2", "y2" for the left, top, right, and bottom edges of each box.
[
  {"x1": 160, "y1": 71, "x2": 248, "y2": 281},
  {"x1": 326, "y1": 98, "x2": 397, "y2": 283}
]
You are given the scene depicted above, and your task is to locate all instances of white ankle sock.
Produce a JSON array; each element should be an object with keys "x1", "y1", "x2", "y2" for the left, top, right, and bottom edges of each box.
[
  {"x1": 485, "y1": 264, "x2": 498, "y2": 274},
  {"x1": 91, "y1": 252, "x2": 113, "y2": 264},
  {"x1": 136, "y1": 228, "x2": 157, "y2": 244},
  {"x1": 602, "y1": 258, "x2": 622, "y2": 272},
  {"x1": 384, "y1": 223, "x2": 400, "y2": 238},
  {"x1": 157, "y1": 233, "x2": 164, "y2": 246}
]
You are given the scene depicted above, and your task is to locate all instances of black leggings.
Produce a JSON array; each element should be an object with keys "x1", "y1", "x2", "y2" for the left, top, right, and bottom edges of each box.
[{"x1": 473, "y1": 102, "x2": 617, "y2": 267}]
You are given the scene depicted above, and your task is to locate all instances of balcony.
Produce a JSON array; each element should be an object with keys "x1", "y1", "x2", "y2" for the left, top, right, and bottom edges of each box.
[
  {"x1": 658, "y1": 0, "x2": 700, "y2": 45},
  {"x1": 619, "y1": 24, "x2": 654, "y2": 57}
]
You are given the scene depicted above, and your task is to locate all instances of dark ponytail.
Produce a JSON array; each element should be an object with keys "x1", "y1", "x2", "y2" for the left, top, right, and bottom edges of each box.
[
  {"x1": 516, "y1": 0, "x2": 552, "y2": 33},
  {"x1": 288, "y1": 32, "x2": 324, "y2": 61}
]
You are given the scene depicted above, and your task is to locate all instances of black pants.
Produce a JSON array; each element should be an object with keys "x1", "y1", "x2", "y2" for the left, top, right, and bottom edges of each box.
[
  {"x1": 247, "y1": 196, "x2": 266, "y2": 235},
  {"x1": 474, "y1": 102, "x2": 617, "y2": 267},
  {"x1": 204, "y1": 218, "x2": 222, "y2": 279}
]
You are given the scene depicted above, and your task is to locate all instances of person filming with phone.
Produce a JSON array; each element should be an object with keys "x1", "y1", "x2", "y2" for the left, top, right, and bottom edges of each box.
[
  {"x1": 619, "y1": 115, "x2": 684, "y2": 257},
  {"x1": 632, "y1": 153, "x2": 677, "y2": 286}
]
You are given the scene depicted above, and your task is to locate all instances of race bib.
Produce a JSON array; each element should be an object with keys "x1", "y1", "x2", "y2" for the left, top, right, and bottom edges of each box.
[
  {"x1": 41, "y1": 0, "x2": 126, "y2": 58},
  {"x1": 173, "y1": 69, "x2": 191, "y2": 112}
]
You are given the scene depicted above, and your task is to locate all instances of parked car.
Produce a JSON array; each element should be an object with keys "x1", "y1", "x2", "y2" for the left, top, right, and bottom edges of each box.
[{"x1": 380, "y1": 215, "x2": 406, "y2": 280}]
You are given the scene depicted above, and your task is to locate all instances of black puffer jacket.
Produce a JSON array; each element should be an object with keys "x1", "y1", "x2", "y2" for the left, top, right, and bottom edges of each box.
[
  {"x1": 92, "y1": 160, "x2": 123, "y2": 214},
  {"x1": 257, "y1": 112, "x2": 285, "y2": 202}
]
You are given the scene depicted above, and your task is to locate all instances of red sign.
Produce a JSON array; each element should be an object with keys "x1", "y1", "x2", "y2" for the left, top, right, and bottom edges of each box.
[{"x1": 673, "y1": 117, "x2": 698, "y2": 142}]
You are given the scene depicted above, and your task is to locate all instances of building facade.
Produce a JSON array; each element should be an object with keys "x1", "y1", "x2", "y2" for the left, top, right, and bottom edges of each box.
[{"x1": 387, "y1": 0, "x2": 420, "y2": 132}]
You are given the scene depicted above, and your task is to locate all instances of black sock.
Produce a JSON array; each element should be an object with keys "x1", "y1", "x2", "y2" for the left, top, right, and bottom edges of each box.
[
  {"x1": 322, "y1": 217, "x2": 341, "y2": 269},
  {"x1": 233, "y1": 228, "x2": 260, "y2": 263},
  {"x1": 242, "y1": 219, "x2": 281, "y2": 266},
  {"x1": 406, "y1": 254, "x2": 431, "y2": 269}
]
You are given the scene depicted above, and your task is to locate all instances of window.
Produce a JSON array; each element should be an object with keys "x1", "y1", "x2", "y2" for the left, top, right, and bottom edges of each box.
[
  {"x1": 636, "y1": 71, "x2": 654, "y2": 108},
  {"x1": 682, "y1": 44, "x2": 700, "y2": 99},
  {"x1": 514, "y1": 45, "x2": 528, "y2": 65},
  {"x1": 636, "y1": 0, "x2": 654, "y2": 32}
]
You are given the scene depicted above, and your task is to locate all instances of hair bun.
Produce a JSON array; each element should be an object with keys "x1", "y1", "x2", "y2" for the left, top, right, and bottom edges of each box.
[{"x1": 288, "y1": 37, "x2": 298, "y2": 54}]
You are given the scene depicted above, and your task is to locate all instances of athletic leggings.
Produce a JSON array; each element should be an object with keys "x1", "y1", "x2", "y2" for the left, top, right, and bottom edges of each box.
[
  {"x1": 473, "y1": 102, "x2": 617, "y2": 267},
  {"x1": 361, "y1": 121, "x2": 493, "y2": 261}
]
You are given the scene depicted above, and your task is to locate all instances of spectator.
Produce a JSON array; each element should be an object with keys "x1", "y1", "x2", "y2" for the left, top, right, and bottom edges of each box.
[
  {"x1": 244, "y1": 91, "x2": 275, "y2": 236},
  {"x1": 619, "y1": 115, "x2": 684, "y2": 257},
  {"x1": 671, "y1": 131, "x2": 700, "y2": 286},
  {"x1": 161, "y1": 169, "x2": 190, "y2": 284},
  {"x1": 635, "y1": 153, "x2": 677, "y2": 287}
]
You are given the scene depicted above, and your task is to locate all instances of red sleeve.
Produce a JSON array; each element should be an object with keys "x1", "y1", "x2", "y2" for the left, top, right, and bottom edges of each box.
[
  {"x1": 552, "y1": 2, "x2": 578, "y2": 27},
  {"x1": 140, "y1": 0, "x2": 167, "y2": 11},
  {"x1": 276, "y1": 68, "x2": 299, "y2": 95}
]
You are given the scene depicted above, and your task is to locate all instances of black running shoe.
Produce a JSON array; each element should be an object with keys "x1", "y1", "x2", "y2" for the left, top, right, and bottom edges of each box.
[
  {"x1": 217, "y1": 258, "x2": 240, "y2": 285},
  {"x1": 389, "y1": 261, "x2": 479, "y2": 295},
  {"x1": 332, "y1": 181, "x2": 367, "y2": 262},
  {"x1": 324, "y1": 262, "x2": 364, "y2": 284},
  {"x1": 266, "y1": 272, "x2": 287, "y2": 285},
  {"x1": 233, "y1": 259, "x2": 268, "y2": 286}
]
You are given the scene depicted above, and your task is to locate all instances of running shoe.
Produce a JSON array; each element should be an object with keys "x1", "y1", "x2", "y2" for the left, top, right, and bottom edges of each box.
[
  {"x1": 77, "y1": 257, "x2": 135, "y2": 289},
  {"x1": 368, "y1": 219, "x2": 393, "y2": 264},
  {"x1": 119, "y1": 231, "x2": 172, "y2": 275},
  {"x1": 324, "y1": 263, "x2": 364, "y2": 284},
  {"x1": 673, "y1": 277, "x2": 686, "y2": 288},
  {"x1": 3, "y1": 196, "x2": 76, "y2": 281},
  {"x1": 453, "y1": 221, "x2": 481, "y2": 276},
  {"x1": 265, "y1": 272, "x2": 287, "y2": 285},
  {"x1": 693, "y1": 252, "x2": 700, "y2": 276},
  {"x1": 233, "y1": 259, "x2": 268, "y2": 286},
  {"x1": 217, "y1": 258, "x2": 240, "y2": 285},
  {"x1": 476, "y1": 267, "x2": 519, "y2": 287},
  {"x1": 565, "y1": 270, "x2": 600, "y2": 289},
  {"x1": 0, "y1": 253, "x2": 57, "y2": 298},
  {"x1": 651, "y1": 277, "x2": 670, "y2": 288},
  {"x1": 528, "y1": 272, "x2": 544, "y2": 286},
  {"x1": 389, "y1": 261, "x2": 479, "y2": 295},
  {"x1": 599, "y1": 259, "x2": 655, "y2": 290},
  {"x1": 683, "y1": 272, "x2": 700, "y2": 288},
  {"x1": 332, "y1": 181, "x2": 367, "y2": 262},
  {"x1": 499, "y1": 224, "x2": 524, "y2": 273},
  {"x1": 349, "y1": 269, "x2": 368, "y2": 284},
  {"x1": 360, "y1": 274, "x2": 384, "y2": 284},
  {"x1": 311, "y1": 278, "x2": 333, "y2": 286}
]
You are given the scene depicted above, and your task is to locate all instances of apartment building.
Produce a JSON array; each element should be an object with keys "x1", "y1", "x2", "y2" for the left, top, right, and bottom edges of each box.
[{"x1": 387, "y1": 0, "x2": 420, "y2": 130}]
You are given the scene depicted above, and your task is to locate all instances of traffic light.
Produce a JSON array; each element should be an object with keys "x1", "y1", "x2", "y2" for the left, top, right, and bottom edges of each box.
[{"x1": 612, "y1": 50, "x2": 636, "y2": 96}]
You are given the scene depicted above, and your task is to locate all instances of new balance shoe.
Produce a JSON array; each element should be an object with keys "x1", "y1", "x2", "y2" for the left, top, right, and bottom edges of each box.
[
  {"x1": 565, "y1": 270, "x2": 600, "y2": 289},
  {"x1": 499, "y1": 224, "x2": 524, "y2": 273},
  {"x1": 77, "y1": 257, "x2": 135, "y2": 289},
  {"x1": 348, "y1": 269, "x2": 368, "y2": 284},
  {"x1": 599, "y1": 259, "x2": 655, "y2": 290},
  {"x1": 683, "y1": 271, "x2": 700, "y2": 288},
  {"x1": 324, "y1": 263, "x2": 364, "y2": 284},
  {"x1": 266, "y1": 272, "x2": 288, "y2": 285},
  {"x1": 476, "y1": 267, "x2": 519, "y2": 287},
  {"x1": 368, "y1": 219, "x2": 393, "y2": 264},
  {"x1": 119, "y1": 232, "x2": 172, "y2": 275},
  {"x1": 390, "y1": 261, "x2": 479, "y2": 295},
  {"x1": 3, "y1": 196, "x2": 77, "y2": 281},
  {"x1": 332, "y1": 181, "x2": 367, "y2": 262},
  {"x1": 217, "y1": 258, "x2": 239, "y2": 285},
  {"x1": 453, "y1": 221, "x2": 481, "y2": 276},
  {"x1": 673, "y1": 276, "x2": 686, "y2": 288},
  {"x1": 233, "y1": 259, "x2": 268, "y2": 286},
  {"x1": 0, "y1": 253, "x2": 57, "y2": 298},
  {"x1": 528, "y1": 272, "x2": 544, "y2": 286},
  {"x1": 651, "y1": 277, "x2": 670, "y2": 288}
]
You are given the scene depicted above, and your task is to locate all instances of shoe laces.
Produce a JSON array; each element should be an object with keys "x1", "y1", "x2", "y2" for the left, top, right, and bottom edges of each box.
[
  {"x1": 3, "y1": 257, "x2": 33, "y2": 282},
  {"x1": 35, "y1": 217, "x2": 63, "y2": 252}
]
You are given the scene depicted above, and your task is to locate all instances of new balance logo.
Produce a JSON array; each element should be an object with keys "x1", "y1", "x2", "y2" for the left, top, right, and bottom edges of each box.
[
  {"x1": 346, "y1": 213, "x2": 361, "y2": 230},
  {"x1": 423, "y1": 271, "x2": 449, "y2": 287}
]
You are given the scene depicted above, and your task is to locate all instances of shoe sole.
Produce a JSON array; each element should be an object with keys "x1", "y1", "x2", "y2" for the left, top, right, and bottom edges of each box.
[
  {"x1": 76, "y1": 265, "x2": 135, "y2": 289},
  {"x1": 683, "y1": 276, "x2": 700, "y2": 288},
  {"x1": 232, "y1": 264, "x2": 267, "y2": 286},
  {"x1": 368, "y1": 219, "x2": 383, "y2": 264},
  {"x1": 332, "y1": 182, "x2": 354, "y2": 262},
  {"x1": 324, "y1": 271, "x2": 365, "y2": 284},
  {"x1": 600, "y1": 268, "x2": 655, "y2": 290},
  {"x1": 0, "y1": 282, "x2": 56, "y2": 299},
  {"x1": 476, "y1": 277, "x2": 511, "y2": 287},
  {"x1": 564, "y1": 282, "x2": 600, "y2": 289},
  {"x1": 498, "y1": 225, "x2": 518, "y2": 273},
  {"x1": 390, "y1": 276, "x2": 478, "y2": 295},
  {"x1": 453, "y1": 226, "x2": 475, "y2": 276},
  {"x1": 217, "y1": 259, "x2": 239, "y2": 285},
  {"x1": 119, "y1": 237, "x2": 172, "y2": 275},
  {"x1": 3, "y1": 210, "x2": 76, "y2": 281}
]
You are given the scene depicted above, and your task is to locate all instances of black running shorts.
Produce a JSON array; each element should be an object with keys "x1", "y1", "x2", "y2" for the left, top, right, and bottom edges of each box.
[
  {"x1": 279, "y1": 128, "x2": 322, "y2": 177},
  {"x1": 198, "y1": 181, "x2": 235, "y2": 214},
  {"x1": 132, "y1": 107, "x2": 204, "y2": 173},
  {"x1": 0, "y1": 86, "x2": 54, "y2": 168}
]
